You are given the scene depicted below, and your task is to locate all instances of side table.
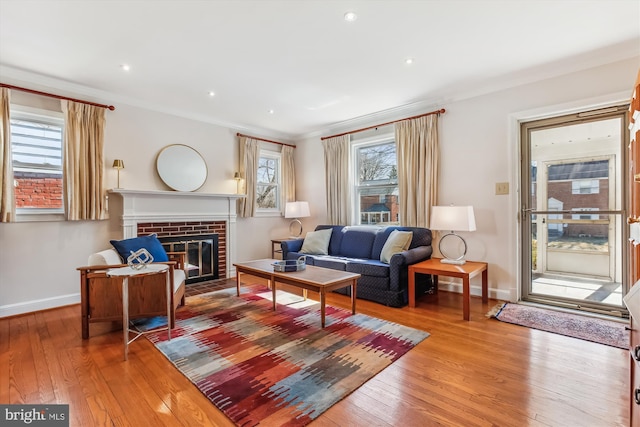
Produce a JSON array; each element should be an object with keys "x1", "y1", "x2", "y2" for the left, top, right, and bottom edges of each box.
[
  {"x1": 408, "y1": 258, "x2": 488, "y2": 321},
  {"x1": 107, "y1": 264, "x2": 171, "y2": 360}
]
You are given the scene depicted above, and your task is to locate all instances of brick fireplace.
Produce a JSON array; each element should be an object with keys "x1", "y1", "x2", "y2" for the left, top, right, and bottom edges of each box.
[
  {"x1": 108, "y1": 189, "x2": 244, "y2": 278},
  {"x1": 138, "y1": 221, "x2": 226, "y2": 281}
]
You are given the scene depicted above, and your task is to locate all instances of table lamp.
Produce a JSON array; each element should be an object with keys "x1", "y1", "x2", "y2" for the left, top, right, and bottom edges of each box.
[
  {"x1": 429, "y1": 205, "x2": 476, "y2": 265},
  {"x1": 285, "y1": 201, "x2": 310, "y2": 237}
]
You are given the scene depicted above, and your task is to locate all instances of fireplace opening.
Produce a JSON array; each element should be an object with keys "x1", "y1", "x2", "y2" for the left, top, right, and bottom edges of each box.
[{"x1": 159, "y1": 234, "x2": 219, "y2": 284}]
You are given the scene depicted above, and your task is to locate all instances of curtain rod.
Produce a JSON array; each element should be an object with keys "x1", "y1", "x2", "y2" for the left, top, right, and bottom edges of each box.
[
  {"x1": 236, "y1": 132, "x2": 296, "y2": 148},
  {"x1": 0, "y1": 83, "x2": 116, "y2": 111},
  {"x1": 320, "y1": 108, "x2": 445, "y2": 140}
]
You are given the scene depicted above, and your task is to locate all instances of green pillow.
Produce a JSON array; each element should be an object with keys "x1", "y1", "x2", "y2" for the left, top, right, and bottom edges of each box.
[
  {"x1": 380, "y1": 230, "x2": 413, "y2": 263},
  {"x1": 300, "y1": 228, "x2": 332, "y2": 255}
]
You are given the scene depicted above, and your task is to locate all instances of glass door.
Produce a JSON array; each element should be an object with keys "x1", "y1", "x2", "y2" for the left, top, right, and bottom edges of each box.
[{"x1": 520, "y1": 107, "x2": 629, "y2": 316}]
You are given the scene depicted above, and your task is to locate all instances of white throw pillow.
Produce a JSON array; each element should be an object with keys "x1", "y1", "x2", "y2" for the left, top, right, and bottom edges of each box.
[
  {"x1": 380, "y1": 230, "x2": 413, "y2": 263},
  {"x1": 300, "y1": 228, "x2": 333, "y2": 255}
]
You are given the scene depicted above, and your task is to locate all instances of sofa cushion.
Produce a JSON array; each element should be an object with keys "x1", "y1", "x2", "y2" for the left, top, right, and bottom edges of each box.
[
  {"x1": 345, "y1": 260, "x2": 390, "y2": 278},
  {"x1": 380, "y1": 230, "x2": 413, "y2": 263},
  {"x1": 312, "y1": 255, "x2": 349, "y2": 271},
  {"x1": 173, "y1": 269, "x2": 186, "y2": 292},
  {"x1": 314, "y1": 225, "x2": 345, "y2": 255},
  {"x1": 110, "y1": 234, "x2": 169, "y2": 263},
  {"x1": 339, "y1": 227, "x2": 378, "y2": 258},
  {"x1": 300, "y1": 228, "x2": 333, "y2": 255},
  {"x1": 88, "y1": 248, "x2": 123, "y2": 266}
]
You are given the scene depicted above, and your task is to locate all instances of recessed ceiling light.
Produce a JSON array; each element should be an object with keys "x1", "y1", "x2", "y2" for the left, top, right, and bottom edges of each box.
[
  {"x1": 344, "y1": 11, "x2": 357, "y2": 22},
  {"x1": 208, "y1": 91, "x2": 215, "y2": 97},
  {"x1": 405, "y1": 58, "x2": 414, "y2": 65},
  {"x1": 268, "y1": 109, "x2": 275, "y2": 115},
  {"x1": 120, "y1": 64, "x2": 131, "y2": 72}
]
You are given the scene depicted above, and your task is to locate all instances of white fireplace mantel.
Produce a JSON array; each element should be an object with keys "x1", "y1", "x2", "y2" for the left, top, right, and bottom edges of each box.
[{"x1": 108, "y1": 189, "x2": 245, "y2": 277}]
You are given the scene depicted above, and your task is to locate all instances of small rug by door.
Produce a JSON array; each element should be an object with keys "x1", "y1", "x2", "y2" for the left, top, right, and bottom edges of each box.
[
  {"x1": 488, "y1": 302, "x2": 628, "y2": 349},
  {"x1": 144, "y1": 286, "x2": 429, "y2": 426}
]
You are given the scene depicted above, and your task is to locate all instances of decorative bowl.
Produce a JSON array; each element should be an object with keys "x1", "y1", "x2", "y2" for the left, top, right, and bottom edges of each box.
[{"x1": 273, "y1": 256, "x2": 306, "y2": 272}]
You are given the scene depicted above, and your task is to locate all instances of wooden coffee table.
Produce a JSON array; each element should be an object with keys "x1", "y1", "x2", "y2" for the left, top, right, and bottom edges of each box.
[{"x1": 234, "y1": 259, "x2": 360, "y2": 328}]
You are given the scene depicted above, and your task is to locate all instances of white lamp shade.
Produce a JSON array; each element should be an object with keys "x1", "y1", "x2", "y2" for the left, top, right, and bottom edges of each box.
[
  {"x1": 430, "y1": 205, "x2": 476, "y2": 232},
  {"x1": 284, "y1": 201, "x2": 310, "y2": 218}
]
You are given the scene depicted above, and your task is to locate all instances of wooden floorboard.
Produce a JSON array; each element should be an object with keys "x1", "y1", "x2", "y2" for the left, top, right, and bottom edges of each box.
[{"x1": 1, "y1": 278, "x2": 629, "y2": 426}]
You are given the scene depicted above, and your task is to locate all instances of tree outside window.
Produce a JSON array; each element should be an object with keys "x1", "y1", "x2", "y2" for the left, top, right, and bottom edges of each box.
[
  {"x1": 355, "y1": 141, "x2": 399, "y2": 225},
  {"x1": 256, "y1": 152, "x2": 280, "y2": 210}
]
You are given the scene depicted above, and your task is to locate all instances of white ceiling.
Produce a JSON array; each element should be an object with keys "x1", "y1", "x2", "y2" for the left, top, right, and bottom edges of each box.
[{"x1": 0, "y1": 0, "x2": 638, "y2": 141}]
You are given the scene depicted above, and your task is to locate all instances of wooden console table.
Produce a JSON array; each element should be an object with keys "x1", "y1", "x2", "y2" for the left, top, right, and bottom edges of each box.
[{"x1": 408, "y1": 258, "x2": 488, "y2": 320}]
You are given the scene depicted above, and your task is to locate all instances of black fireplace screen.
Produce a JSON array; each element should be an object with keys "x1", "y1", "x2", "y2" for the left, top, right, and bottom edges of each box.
[{"x1": 159, "y1": 234, "x2": 219, "y2": 283}]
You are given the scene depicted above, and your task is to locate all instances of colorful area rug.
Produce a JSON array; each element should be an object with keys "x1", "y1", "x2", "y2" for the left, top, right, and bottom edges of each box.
[
  {"x1": 488, "y1": 302, "x2": 628, "y2": 349},
  {"x1": 144, "y1": 287, "x2": 429, "y2": 426}
]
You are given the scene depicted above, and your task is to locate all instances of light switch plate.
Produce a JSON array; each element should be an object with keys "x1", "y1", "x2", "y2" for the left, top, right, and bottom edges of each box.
[{"x1": 495, "y1": 182, "x2": 509, "y2": 195}]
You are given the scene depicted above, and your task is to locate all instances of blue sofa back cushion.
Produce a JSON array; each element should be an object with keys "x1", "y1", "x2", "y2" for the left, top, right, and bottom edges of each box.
[
  {"x1": 315, "y1": 225, "x2": 345, "y2": 255},
  {"x1": 338, "y1": 226, "x2": 379, "y2": 259},
  {"x1": 110, "y1": 233, "x2": 169, "y2": 263},
  {"x1": 371, "y1": 226, "x2": 432, "y2": 260}
]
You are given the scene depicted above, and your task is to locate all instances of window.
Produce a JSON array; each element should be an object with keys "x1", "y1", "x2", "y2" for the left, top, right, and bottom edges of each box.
[
  {"x1": 256, "y1": 150, "x2": 280, "y2": 211},
  {"x1": 11, "y1": 110, "x2": 64, "y2": 215},
  {"x1": 571, "y1": 207, "x2": 600, "y2": 221},
  {"x1": 572, "y1": 179, "x2": 600, "y2": 194},
  {"x1": 354, "y1": 139, "x2": 399, "y2": 225}
]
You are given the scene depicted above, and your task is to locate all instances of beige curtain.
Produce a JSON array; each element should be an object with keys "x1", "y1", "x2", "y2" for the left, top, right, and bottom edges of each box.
[
  {"x1": 0, "y1": 87, "x2": 14, "y2": 222},
  {"x1": 63, "y1": 101, "x2": 107, "y2": 220},
  {"x1": 322, "y1": 135, "x2": 351, "y2": 225},
  {"x1": 395, "y1": 114, "x2": 439, "y2": 227},
  {"x1": 237, "y1": 136, "x2": 260, "y2": 217},
  {"x1": 281, "y1": 145, "x2": 295, "y2": 208}
]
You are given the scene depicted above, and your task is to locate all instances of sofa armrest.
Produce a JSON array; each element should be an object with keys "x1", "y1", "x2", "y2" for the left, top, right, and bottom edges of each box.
[
  {"x1": 391, "y1": 246, "x2": 432, "y2": 266},
  {"x1": 76, "y1": 263, "x2": 127, "y2": 272},
  {"x1": 388, "y1": 246, "x2": 433, "y2": 292},
  {"x1": 167, "y1": 251, "x2": 187, "y2": 271},
  {"x1": 281, "y1": 239, "x2": 304, "y2": 258}
]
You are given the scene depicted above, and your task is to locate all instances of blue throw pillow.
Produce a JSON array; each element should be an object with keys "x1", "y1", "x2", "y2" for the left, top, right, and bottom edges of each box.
[{"x1": 110, "y1": 234, "x2": 169, "y2": 263}]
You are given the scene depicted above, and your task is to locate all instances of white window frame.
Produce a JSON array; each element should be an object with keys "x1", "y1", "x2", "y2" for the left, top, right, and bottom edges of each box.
[
  {"x1": 255, "y1": 149, "x2": 281, "y2": 216},
  {"x1": 11, "y1": 106, "x2": 65, "y2": 221},
  {"x1": 351, "y1": 133, "x2": 399, "y2": 225}
]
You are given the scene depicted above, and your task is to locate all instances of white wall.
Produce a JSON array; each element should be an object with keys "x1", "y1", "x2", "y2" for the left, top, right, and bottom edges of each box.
[{"x1": 295, "y1": 57, "x2": 639, "y2": 301}]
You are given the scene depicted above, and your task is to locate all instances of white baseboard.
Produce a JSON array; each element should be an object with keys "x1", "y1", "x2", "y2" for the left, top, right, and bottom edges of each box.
[
  {"x1": 0, "y1": 293, "x2": 80, "y2": 318},
  {"x1": 437, "y1": 280, "x2": 512, "y2": 302}
]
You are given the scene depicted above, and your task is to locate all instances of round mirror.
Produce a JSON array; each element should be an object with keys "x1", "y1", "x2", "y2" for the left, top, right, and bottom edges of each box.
[{"x1": 156, "y1": 144, "x2": 207, "y2": 191}]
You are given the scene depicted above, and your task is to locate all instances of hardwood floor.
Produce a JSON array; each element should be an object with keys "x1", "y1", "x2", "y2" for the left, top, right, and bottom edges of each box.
[{"x1": 1, "y1": 278, "x2": 628, "y2": 426}]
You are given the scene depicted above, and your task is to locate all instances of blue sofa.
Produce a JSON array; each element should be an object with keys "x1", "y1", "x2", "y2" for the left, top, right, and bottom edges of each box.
[{"x1": 281, "y1": 225, "x2": 433, "y2": 307}]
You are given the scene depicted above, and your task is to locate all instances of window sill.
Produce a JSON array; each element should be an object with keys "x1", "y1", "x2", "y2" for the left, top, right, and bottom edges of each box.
[{"x1": 15, "y1": 210, "x2": 65, "y2": 222}]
